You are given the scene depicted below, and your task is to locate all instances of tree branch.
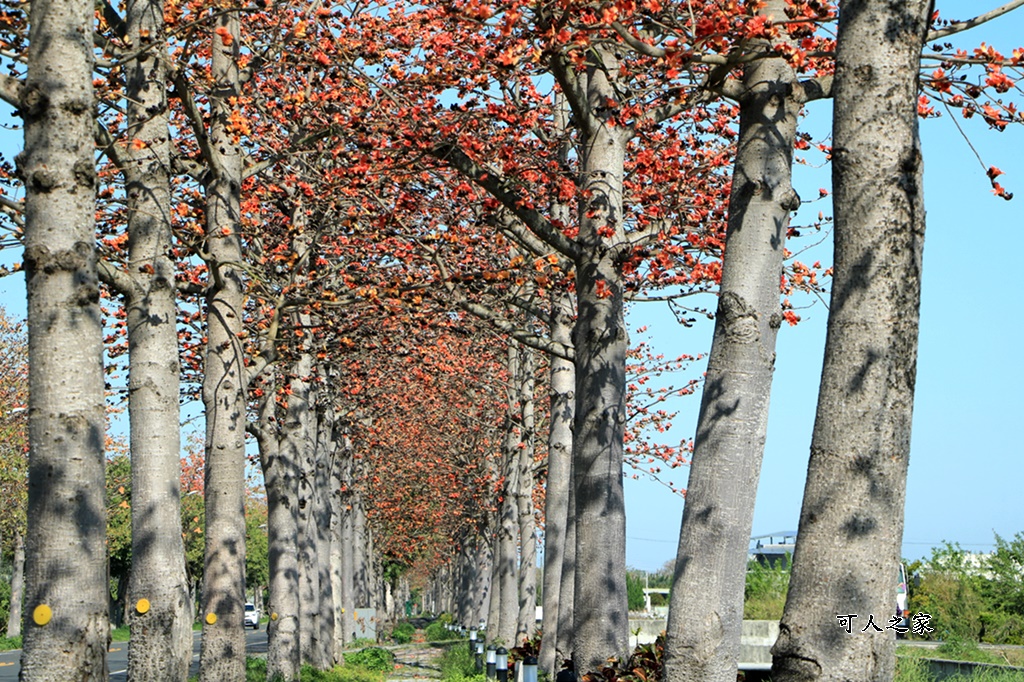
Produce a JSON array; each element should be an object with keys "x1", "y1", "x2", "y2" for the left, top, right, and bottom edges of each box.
[
  {"x1": 431, "y1": 142, "x2": 581, "y2": 261},
  {"x1": 927, "y1": 0, "x2": 1024, "y2": 41}
]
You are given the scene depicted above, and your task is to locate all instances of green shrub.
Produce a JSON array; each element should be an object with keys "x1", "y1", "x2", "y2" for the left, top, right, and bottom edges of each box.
[
  {"x1": 439, "y1": 641, "x2": 480, "y2": 679},
  {"x1": 935, "y1": 636, "x2": 1003, "y2": 665},
  {"x1": 392, "y1": 621, "x2": 415, "y2": 644},
  {"x1": 347, "y1": 637, "x2": 378, "y2": 649},
  {"x1": 981, "y1": 612, "x2": 1024, "y2": 646},
  {"x1": 245, "y1": 657, "x2": 267, "y2": 682},
  {"x1": 300, "y1": 663, "x2": 385, "y2": 682},
  {"x1": 425, "y1": 621, "x2": 460, "y2": 642},
  {"x1": 915, "y1": 572, "x2": 985, "y2": 641},
  {"x1": 744, "y1": 558, "x2": 790, "y2": 620},
  {"x1": 343, "y1": 647, "x2": 396, "y2": 672},
  {"x1": 0, "y1": 635, "x2": 22, "y2": 651}
]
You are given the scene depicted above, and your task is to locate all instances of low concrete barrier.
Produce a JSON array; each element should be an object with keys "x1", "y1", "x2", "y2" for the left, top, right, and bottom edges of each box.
[{"x1": 627, "y1": 618, "x2": 779, "y2": 670}]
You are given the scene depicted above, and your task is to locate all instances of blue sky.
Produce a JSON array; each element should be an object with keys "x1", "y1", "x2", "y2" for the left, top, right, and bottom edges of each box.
[
  {"x1": 623, "y1": 0, "x2": 1024, "y2": 571},
  {"x1": 0, "y1": 0, "x2": 1020, "y2": 573}
]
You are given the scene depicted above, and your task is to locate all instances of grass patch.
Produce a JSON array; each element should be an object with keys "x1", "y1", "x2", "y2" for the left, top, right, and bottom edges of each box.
[
  {"x1": 245, "y1": 656, "x2": 387, "y2": 682},
  {"x1": 438, "y1": 642, "x2": 486, "y2": 682},
  {"x1": 0, "y1": 635, "x2": 21, "y2": 651},
  {"x1": 392, "y1": 621, "x2": 416, "y2": 644},
  {"x1": 111, "y1": 626, "x2": 131, "y2": 642},
  {"x1": 342, "y1": 647, "x2": 395, "y2": 672}
]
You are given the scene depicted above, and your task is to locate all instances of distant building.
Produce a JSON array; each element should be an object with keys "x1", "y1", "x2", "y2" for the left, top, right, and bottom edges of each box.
[{"x1": 750, "y1": 531, "x2": 796, "y2": 568}]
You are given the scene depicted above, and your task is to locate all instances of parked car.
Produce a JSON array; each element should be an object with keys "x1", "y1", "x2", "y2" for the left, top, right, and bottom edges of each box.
[{"x1": 245, "y1": 603, "x2": 261, "y2": 630}]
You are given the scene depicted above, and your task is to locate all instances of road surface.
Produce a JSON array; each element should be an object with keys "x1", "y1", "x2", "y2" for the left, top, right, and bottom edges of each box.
[{"x1": 0, "y1": 627, "x2": 268, "y2": 681}]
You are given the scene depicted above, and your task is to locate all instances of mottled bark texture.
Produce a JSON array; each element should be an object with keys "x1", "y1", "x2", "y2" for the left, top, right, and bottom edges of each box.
[
  {"x1": 199, "y1": 10, "x2": 248, "y2": 681},
  {"x1": 18, "y1": 0, "x2": 108, "y2": 673},
  {"x1": 123, "y1": 0, "x2": 191, "y2": 675},
  {"x1": 663, "y1": 3, "x2": 802, "y2": 679},
  {"x1": 569, "y1": 44, "x2": 631, "y2": 676},
  {"x1": 539, "y1": 291, "x2": 574, "y2": 678},
  {"x1": 770, "y1": 2, "x2": 930, "y2": 680}
]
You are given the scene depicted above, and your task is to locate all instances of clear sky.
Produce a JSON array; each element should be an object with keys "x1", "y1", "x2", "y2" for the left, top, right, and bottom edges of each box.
[
  {"x1": 623, "y1": 0, "x2": 1024, "y2": 572},
  {"x1": 0, "y1": 0, "x2": 1020, "y2": 574}
]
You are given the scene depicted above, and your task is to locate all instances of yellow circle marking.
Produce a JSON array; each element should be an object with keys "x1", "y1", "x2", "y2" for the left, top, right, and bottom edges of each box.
[
  {"x1": 33, "y1": 604, "x2": 52, "y2": 626},
  {"x1": 270, "y1": 612, "x2": 278, "y2": 621},
  {"x1": 136, "y1": 598, "x2": 151, "y2": 614},
  {"x1": 206, "y1": 612, "x2": 217, "y2": 625}
]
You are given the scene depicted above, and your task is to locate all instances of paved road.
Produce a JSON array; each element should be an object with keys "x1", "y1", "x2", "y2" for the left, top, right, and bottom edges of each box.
[{"x1": 0, "y1": 627, "x2": 267, "y2": 681}]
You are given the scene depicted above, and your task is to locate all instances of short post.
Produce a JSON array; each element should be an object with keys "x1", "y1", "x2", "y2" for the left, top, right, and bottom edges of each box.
[
  {"x1": 469, "y1": 629, "x2": 478, "y2": 655},
  {"x1": 522, "y1": 656, "x2": 538, "y2": 682},
  {"x1": 486, "y1": 645, "x2": 497, "y2": 680},
  {"x1": 496, "y1": 647, "x2": 509, "y2": 682},
  {"x1": 475, "y1": 641, "x2": 484, "y2": 671}
]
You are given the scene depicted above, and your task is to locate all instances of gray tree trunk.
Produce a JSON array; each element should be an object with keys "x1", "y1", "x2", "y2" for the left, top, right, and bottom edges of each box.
[
  {"x1": 770, "y1": 2, "x2": 930, "y2": 680},
  {"x1": 539, "y1": 290, "x2": 574, "y2": 677},
  {"x1": 5, "y1": 530, "x2": 24, "y2": 638},
  {"x1": 199, "y1": 10, "x2": 247, "y2": 682},
  {"x1": 258, "y1": 383, "x2": 301, "y2": 682},
  {"x1": 556, "y1": 453, "x2": 576, "y2": 669},
  {"x1": 315, "y1": 406, "x2": 338, "y2": 665},
  {"x1": 569, "y1": 44, "x2": 631, "y2": 675},
  {"x1": 517, "y1": 344, "x2": 538, "y2": 641},
  {"x1": 122, "y1": 0, "x2": 191, "y2": 675},
  {"x1": 663, "y1": 3, "x2": 803, "y2": 679},
  {"x1": 18, "y1": 0, "x2": 107, "y2": 670}
]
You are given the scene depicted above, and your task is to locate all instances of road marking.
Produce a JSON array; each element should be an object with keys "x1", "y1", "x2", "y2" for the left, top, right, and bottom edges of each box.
[
  {"x1": 111, "y1": 669, "x2": 127, "y2": 675},
  {"x1": 0, "y1": 662, "x2": 14, "y2": 667},
  {"x1": 109, "y1": 647, "x2": 122, "y2": 652}
]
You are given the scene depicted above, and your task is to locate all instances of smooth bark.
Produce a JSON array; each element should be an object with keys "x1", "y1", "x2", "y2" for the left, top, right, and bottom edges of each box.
[
  {"x1": 517, "y1": 344, "x2": 538, "y2": 641},
  {"x1": 199, "y1": 11, "x2": 247, "y2": 680},
  {"x1": 663, "y1": 3, "x2": 802, "y2": 679},
  {"x1": 122, "y1": 0, "x2": 191, "y2": 674},
  {"x1": 257, "y1": 382, "x2": 301, "y2": 682},
  {"x1": 18, "y1": 0, "x2": 107, "y2": 671},
  {"x1": 5, "y1": 530, "x2": 23, "y2": 638},
  {"x1": 770, "y1": 2, "x2": 930, "y2": 680},
  {"x1": 568, "y1": 44, "x2": 631, "y2": 675},
  {"x1": 539, "y1": 290, "x2": 574, "y2": 677}
]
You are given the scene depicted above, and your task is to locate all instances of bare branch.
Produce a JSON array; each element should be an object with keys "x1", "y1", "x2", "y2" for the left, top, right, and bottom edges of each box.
[
  {"x1": 927, "y1": 0, "x2": 1024, "y2": 41},
  {"x1": 431, "y1": 142, "x2": 581, "y2": 261}
]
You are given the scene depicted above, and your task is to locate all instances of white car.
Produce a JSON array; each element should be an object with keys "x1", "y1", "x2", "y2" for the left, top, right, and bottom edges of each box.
[{"x1": 244, "y1": 603, "x2": 260, "y2": 630}]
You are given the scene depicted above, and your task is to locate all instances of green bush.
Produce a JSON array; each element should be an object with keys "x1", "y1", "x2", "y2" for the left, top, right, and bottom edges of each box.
[
  {"x1": 981, "y1": 612, "x2": 1024, "y2": 646},
  {"x1": 245, "y1": 657, "x2": 267, "y2": 682},
  {"x1": 425, "y1": 621, "x2": 460, "y2": 642},
  {"x1": 392, "y1": 621, "x2": 416, "y2": 644},
  {"x1": 935, "y1": 636, "x2": 1003, "y2": 665},
  {"x1": 744, "y1": 558, "x2": 790, "y2": 620},
  {"x1": 626, "y1": 571, "x2": 645, "y2": 611},
  {"x1": 343, "y1": 647, "x2": 395, "y2": 672},
  {"x1": 0, "y1": 635, "x2": 21, "y2": 651},
  {"x1": 300, "y1": 664, "x2": 385, "y2": 682},
  {"x1": 346, "y1": 638, "x2": 378, "y2": 649},
  {"x1": 914, "y1": 572, "x2": 984, "y2": 641},
  {"x1": 439, "y1": 641, "x2": 480, "y2": 679}
]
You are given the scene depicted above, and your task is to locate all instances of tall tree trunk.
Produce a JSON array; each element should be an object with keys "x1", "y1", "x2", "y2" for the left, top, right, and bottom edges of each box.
[
  {"x1": 663, "y1": 4, "x2": 803, "y2": 679},
  {"x1": 316, "y1": 406, "x2": 338, "y2": 665},
  {"x1": 539, "y1": 290, "x2": 574, "y2": 677},
  {"x1": 494, "y1": 343, "x2": 521, "y2": 645},
  {"x1": 556, "y1": 455, "x2": 576, "y2": 670},
  {"x1": 569, "y1": 44, "x2": 631, "y2": 676},
  {"x1": 18, "y1": 0, "x2": 107, "y2": 670},
  {"x1": 5, "y1": 530, "x2": 24, "y2": 638},
  {"x1": 123, "y1": 0, "x2": 191, "y2": 674},
  {"x1": 199, "y1": 9, "x2": 247, "y2": 681},
  {"x1": 771, "y1": 3, "x2": 930, "y2": 680},
  {"x1": 259, "y1": 384, "x2": 301, "y2": 682},
  {"x1": 517, "y1": 345, "x2": 538, "y2": 641}
]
